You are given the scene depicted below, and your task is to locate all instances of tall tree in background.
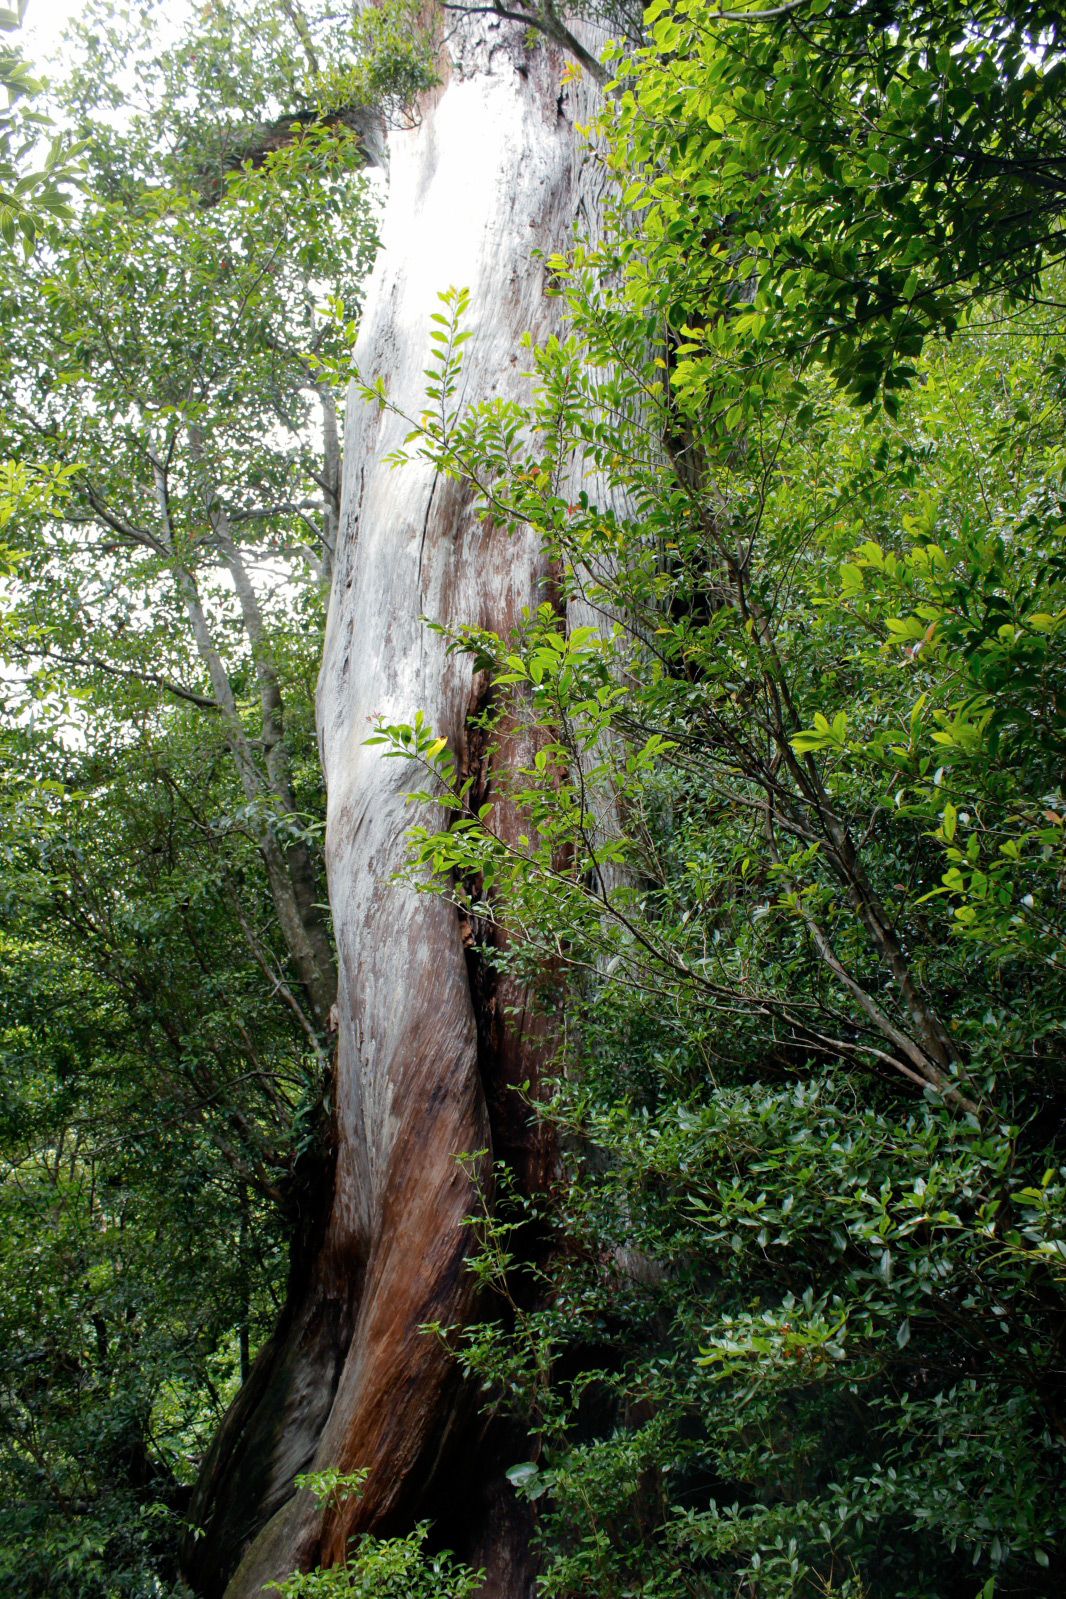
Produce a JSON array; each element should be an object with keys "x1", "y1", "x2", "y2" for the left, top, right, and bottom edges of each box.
[{"x1": 0, "y1": 0, "x2": 388, "y2": 1041}]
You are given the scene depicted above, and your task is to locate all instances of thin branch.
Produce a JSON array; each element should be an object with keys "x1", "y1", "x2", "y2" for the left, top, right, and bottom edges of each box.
[
  {"x1": 5, "y1": 641, "x2": 221, "y2": 711},
  {"x1": 442, "y1": 0, "x2": 609, "y2": 86},
  {"x1": 709, "y1": 0, "x2": 809, "y2": 18}
]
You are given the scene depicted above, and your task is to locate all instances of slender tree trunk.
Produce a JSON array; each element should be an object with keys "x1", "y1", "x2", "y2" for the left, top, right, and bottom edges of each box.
[
  {"x1": 190, "y1": 434, "x2": 338, "y2": 1025},
  {"x1": 183, "y1": 16, "x2": 607, "y2": 1596},
  {"x1": 315, "y1": 380, "x2": 342, "y2": 584},
  {"x1": 151, "y1": 454, "x2": 337, "y2": 1034}
]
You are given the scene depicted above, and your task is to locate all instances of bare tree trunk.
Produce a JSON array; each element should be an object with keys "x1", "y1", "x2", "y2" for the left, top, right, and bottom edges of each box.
[
  {"x1": 150, "y1": 457, "x2": 338, "y2": 1033},
  {"x1": 189, "y1": 432, "x2": 338, "y2": 1027},
  {"x1": 183, "y1": 16, "x2": 608, "y2": 1597},
  {"x1": 315, "y1": 380, "x2": 342, "y2": 584}
]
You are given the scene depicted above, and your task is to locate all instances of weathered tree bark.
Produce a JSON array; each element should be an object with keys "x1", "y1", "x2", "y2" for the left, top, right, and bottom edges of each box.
[{"x1": 183, "y1": 14, "x2": 608, "y2": 1598}]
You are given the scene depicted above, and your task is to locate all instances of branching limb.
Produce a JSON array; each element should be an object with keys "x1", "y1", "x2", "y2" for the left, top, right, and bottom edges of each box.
[
  {"x1": 709, "y1": 0, "x2": 809, "y2": 20},
  {"x1": 4, "y1": 639, "x2": 221, "y2": 711},
  {"x1": 441, "y1": 0, "x2": 610, "y2": 86}
]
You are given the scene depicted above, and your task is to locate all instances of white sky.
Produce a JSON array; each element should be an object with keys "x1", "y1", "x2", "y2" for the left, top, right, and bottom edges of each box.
[{"x1": 22, "y1": 0, "x2": 84, "y2": 64}]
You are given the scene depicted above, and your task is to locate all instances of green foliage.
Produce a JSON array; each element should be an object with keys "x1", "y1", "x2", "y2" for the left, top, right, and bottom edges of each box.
[
  {"x1": 361, "y1": 5, "x2": 1066, "y2": 1592},
  {"x1": 55, "y1": 0, "x2": 434, "y2": 202},
  {"x1": 7, "y1": 0, "x2": 1066, "y2": 1595},
  {"x1": 295, "y1": 1468, "x2": 370, "y2": 1511},
  {"x1": 0, "y1": 2, "x2": 78, "y2": 254},
  {"x1": 603, "y1": 0, "x2": 1066, "y2": 407},
  {"x1": 0, "y1": 1, "x2": 392, "y2": 1591},
  {"x1": 0, "y1": 458, "x2": 74, "y2": 573},
  {"x1": 270, "y1": 1525, "x2": 481, "y2": 1599},
  {"x1": 270, "y1": 1473, "x2": 482, "y2": 1599},
  {"x1": 0, "y1": 709, "x2": 308, "y2": 1595},
  {"x1": 313, "y1": 0, "x2": 440, "y2": 126}
]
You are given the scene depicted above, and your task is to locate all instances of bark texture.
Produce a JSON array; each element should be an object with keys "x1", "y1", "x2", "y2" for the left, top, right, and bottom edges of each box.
[{"x1": 183, "y1": 16, "x2": 606, "y2": 1598}]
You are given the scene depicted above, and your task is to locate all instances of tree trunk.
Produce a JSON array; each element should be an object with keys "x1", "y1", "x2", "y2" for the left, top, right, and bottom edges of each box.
[{"x1": 183, "y1": 16, "x2": 606, "y2": 1597}]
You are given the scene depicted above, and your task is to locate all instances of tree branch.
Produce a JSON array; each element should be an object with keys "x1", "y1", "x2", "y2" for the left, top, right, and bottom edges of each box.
[
  {"x1": 5, "y1": 640, "x2": 221, "y2": 711},
  {"x1": 442, "y1": 0, "x2": 609, "y2": 86}
]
